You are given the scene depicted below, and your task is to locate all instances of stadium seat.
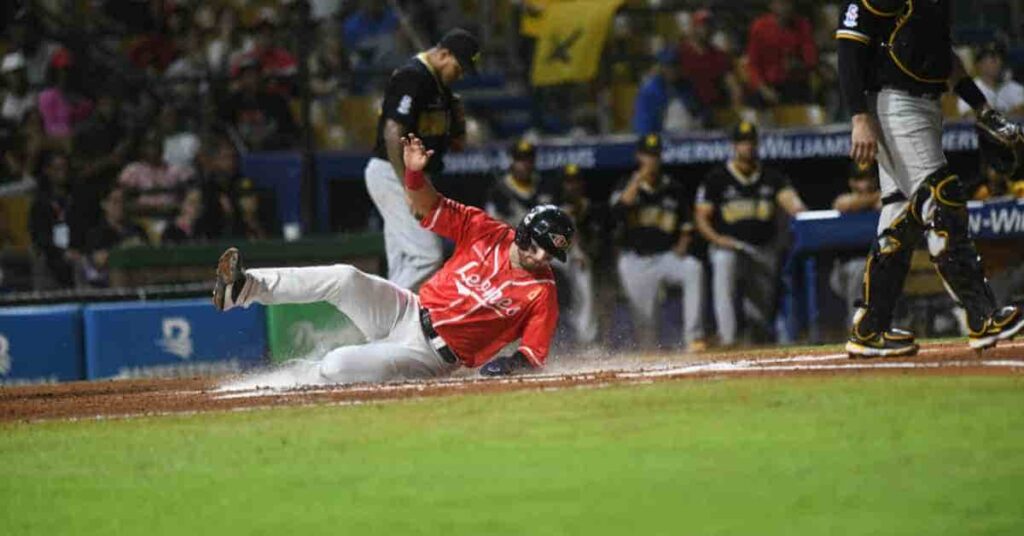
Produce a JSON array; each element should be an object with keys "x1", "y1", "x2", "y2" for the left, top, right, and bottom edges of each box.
[
  {"x1": 770, "y1": 104, "x2": 826, "y2": 127},
  {"x1": 0, "y1": 195, "x2": 32, "y2": 251},
  {"x1": 338, "y1": 95, "x2": 380, "y2": 150}
]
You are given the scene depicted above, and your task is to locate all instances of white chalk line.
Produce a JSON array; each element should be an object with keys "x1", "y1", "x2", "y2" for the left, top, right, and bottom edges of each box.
[{"x1": 210, "y1": 348, "x2": 1024, "y2": 401}]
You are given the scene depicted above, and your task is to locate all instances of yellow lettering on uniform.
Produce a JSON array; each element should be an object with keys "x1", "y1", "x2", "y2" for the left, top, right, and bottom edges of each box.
[
  {"x1": 418, "y1": 111, "x2": 448, "y2": 136},
  {"x1": 722, "y1": 200, "x2": 774, "y2": 223}
]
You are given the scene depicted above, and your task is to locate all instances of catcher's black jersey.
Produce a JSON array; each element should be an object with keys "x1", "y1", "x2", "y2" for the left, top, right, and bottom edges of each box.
[
  {"x1": 611, "y1": 174, "x2": 691, "y2": 256},
  {"x1": 697, "y1": 162, "x2": 792, "y2": 246},
  {"x1": 373, "y1": 54, "x2": 460, "y2": 175},
  {"x1": 486, "y1": 173, "x2": 555, "y2": 226},
  {"x1": 834, "y1": 0, "x2": 951, "y2": 94}
]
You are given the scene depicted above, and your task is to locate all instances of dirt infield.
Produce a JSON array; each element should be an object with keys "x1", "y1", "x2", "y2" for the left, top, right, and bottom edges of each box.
[{"x1": 3, "y1": 341, "x2": 1023, "y2": 423}]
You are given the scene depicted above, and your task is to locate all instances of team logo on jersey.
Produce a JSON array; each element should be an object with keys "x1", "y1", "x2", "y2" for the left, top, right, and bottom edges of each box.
[
  {"x1": 550, "y1": 233, "x2": 569, "y2": 249},
  {"x1": 157, "y1": 317, "x2": 193, "y2": 359},
  {"x1": 454, "y1": 261, "x2": 521, "y2": 317},
  {"x1": 843, "y1": 4, "x2": 859, "y2": 27},
  {"x1": 397, "y1": 95, "x2": 412, "y2": 115},
  {"x1": 0, "y1": 333, "x2": 11, "y2": 376}
]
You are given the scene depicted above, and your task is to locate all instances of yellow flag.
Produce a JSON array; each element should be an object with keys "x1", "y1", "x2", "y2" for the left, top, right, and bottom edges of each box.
[{"x1": 530, "y1": 0, "x2": 625, "y2": 87}]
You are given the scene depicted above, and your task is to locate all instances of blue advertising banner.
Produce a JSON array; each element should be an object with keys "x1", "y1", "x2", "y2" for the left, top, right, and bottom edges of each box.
[
  {"x1": 0, "y1": 304, "x2": 84, "y2": 385},
  {"x1": 83, "y1": 299, "x2": 267, "y2": 379}
]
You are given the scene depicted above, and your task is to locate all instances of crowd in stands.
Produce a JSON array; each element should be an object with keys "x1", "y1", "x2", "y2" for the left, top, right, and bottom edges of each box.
[{"x1": 1, "y1": 0, "x2": 1023, "y2": 340}]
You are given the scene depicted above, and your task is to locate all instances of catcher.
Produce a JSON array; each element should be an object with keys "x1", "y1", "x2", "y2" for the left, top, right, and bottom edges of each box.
[
  {"x1": 836, "y1": 0, "x2": 1024, "y2": 357},
  {"x1": 212, "y1": 134, "x2": 575, "y2": 381}
]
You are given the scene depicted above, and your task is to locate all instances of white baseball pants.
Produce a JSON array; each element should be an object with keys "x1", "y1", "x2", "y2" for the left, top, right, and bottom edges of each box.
[
  {"x1": 617, "y1": 251, "x2": 705, "y2": 347},
  {"x1": 236, "y1": 264, "x2": 458, "y2": 383},
  {"x1": 364, "y1": 157, "x2": 443, "y2": 290},
  {"x1": 710, "y1": 245, "x2": 777, "y2": 345}
]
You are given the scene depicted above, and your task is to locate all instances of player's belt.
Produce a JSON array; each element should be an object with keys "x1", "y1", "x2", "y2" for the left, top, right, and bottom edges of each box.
[{"x1": 419, "y1": 308, "x2": 460, "y2": 364}]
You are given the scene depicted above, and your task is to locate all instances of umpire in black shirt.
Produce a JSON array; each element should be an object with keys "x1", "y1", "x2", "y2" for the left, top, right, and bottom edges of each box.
[{"x1": 365, "y1": 28, "x2": 477, "y2": 290}]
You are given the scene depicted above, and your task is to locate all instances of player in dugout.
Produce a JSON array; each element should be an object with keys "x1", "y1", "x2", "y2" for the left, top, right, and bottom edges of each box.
[
  {"x1": 695, "y1": 121, "x2": 806, "y2": 347},
  {"x1": 212, "y1": 134, "x2": 575, "y2": 382}
]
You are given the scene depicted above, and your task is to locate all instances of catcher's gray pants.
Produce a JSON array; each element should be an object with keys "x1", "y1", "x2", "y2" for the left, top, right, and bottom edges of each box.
[
  {"x1": 236, "y1": 264, "x2": 458, "y2": 383},
  {"x1": 871, "y1": 88, "x2": 951, "y2": 241},
  {"x1": 552, "y1": 254, "x2": 598, "y2": 344},
  {"x1": 710, "y1": 245, "x2": 777, "y2": 345},
  {"x1": 617, "y1": 251, "x2": 705, "y2": 347},
  {"x1": 365, "y1": 157, "x2": 443, "y2": 290}
]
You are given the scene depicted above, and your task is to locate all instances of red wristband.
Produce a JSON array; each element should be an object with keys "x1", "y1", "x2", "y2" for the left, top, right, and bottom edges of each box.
[{"x1": 404, "y1": 169, "x2": 426, "y2": 190}]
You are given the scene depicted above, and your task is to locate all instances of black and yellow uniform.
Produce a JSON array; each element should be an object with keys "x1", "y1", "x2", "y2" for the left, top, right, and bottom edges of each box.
[
  {"x1": 611, "y1": 174, "x2": 689, "y2": 255},
  {"x1": 697, "y1": 163, "x2": 792, "y2": 247},
  {"x1": 372, "y1": 54, "x2": 464, "y2": 175}
]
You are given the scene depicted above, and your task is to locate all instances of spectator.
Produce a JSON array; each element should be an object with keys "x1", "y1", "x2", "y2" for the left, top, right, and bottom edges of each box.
[
  {"x1": 81, "y1": 185, "x2": 148, "y2": 287},
  {"x1": 28, "y1": 151, "x2": 82, "y2": 289},
  {"x1": 695, "y1": 122, "x2": 806, "y2": 346},
  {"x1": 233, "y1": 178, "x2": 269, "y2": 240},
  {"x1": 206, "y1": 6, "x2": 245, "y2": 76},
  {"x1": 342, "y1": 0, "x2": 400, "y2": 69},
  {"x1": 829, "y1": 161, "x2": 881, "y2": 325},
  {"x1": 958, "y1": 42, "x2": 1024, "y2": 118},
  {"x1": 5, "y1": 13, "x2": 58, "y2": 89},
  {"x1": 1, "y1": 53, "x2": 37, "y2": 125},
  {"x1": 744, "y1": 0, "x2": 818, "y2": 106},
  {"x1": 37, "y1": 48, "x2": 94, "y2": 140},
  {"x1": 309, "y1": 32, "x2": 351, "y2": 98},
  {"x1": 117, "y1": 130, "x2": 193, "y2": 215},
  {"x1": 160, "y1": 185, "x2": 211, "y2": 244},
  {"x1": 232, "y1": 8, "x2": 298, "y2": 95},
  {"x1": 611, "y1": 134, "x2": 706, "y2": 351},
  {"x1": 127, "y1": 4, "x2": 184, "y2": 74},
  {"x1": 677, "y1": 10, "x2": 741, "y2": 115},
  {"x1": 222, "y1": 58, "x2": 298, "y2": 151},
  {"x1": 157, "y1": 104, "x2": 200, "y2": 171},
  {"x1": 632, "y1": 48, "x2": 694, "y2": 135},
  {"x1": 74, "y1": 92, "x2": 130, "y2": 185},
  {"x1": 194, "y1": 138, "x2": 246, "y2": 238},
  {"x1": 164, "y1": 28, "x2": 212, "y2": 106}
]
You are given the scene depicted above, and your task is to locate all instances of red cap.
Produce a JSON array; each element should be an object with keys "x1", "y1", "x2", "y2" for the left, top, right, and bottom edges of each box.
[
  {"x1": 692, "y1": 9, "x2": 712, "y2": 27},
  {"x1": 50, "y1": 48, "x2": 73, "y2": 69}
]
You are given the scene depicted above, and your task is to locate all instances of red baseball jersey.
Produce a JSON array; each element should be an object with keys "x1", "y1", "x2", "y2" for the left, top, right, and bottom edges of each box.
[{"x1": 418, "y1": 197, "x2": 559, "y2": 368}]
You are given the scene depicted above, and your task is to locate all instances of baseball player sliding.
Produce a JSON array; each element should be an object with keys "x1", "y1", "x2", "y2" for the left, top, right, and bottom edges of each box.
[
  {"x1": 212, "y1": 134, "x2": 575, "y2": 381},
  {"x1": 836, "y1": 0, "x2": 1024, "y2": 357}
]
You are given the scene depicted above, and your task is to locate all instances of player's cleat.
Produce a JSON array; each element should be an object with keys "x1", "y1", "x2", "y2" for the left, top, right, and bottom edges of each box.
[
  {"x1": 846, "y1": 331, "x2": 920, "y2": 358},
  {"x1": 212, "y1": 247, "x2": 246, "y2": 311},
  {"x1": 968, "y1": 305, "x2": 1024, "y2": 350},
  {"x1": 685, "y1": 339, "x2": 708, "y2": 353}
]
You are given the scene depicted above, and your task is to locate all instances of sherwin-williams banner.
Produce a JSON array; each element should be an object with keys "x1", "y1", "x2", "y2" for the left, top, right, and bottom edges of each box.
[
  {"x1": 265, "y1": 302, "x2": 364, "y2": 363},
  {"x1": 0, "y1": 304, "x2": 84, "y2": 385},
  {"x1": 530, "y1": 0, "x2": 625, "y2": 86},
  {"x1": 83, "y1": 299, "x2": 267, "y2": 379}
]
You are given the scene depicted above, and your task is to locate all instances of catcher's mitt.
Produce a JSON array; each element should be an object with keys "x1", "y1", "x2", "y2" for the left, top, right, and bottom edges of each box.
[{"x1": 976, "y1": 108, "x2": 1024, "y2": 177}]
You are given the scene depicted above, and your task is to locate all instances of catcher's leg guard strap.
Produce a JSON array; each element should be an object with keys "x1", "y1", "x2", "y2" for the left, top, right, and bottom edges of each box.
[
  {"x1": 853, "y1": 202, "x2": 921, "y2": 339},
  {"x1": 912, "y1": 167, "x2": 997, "y2": 332}
]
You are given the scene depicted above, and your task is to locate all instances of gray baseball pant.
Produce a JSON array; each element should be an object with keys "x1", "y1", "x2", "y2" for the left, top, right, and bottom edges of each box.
[
  {"x1": 364, "y1": 157, "x2": 443, "y2": 290},
  {"x1": 617, "y1": 251, "x2": 705, "y2": 347},
  {"x1": 236, "y1": 264, "x2": 458, "y2": 383},
  {"x1": 710, "y1": 244, "x2": 777, "y2": 345},
  {"x1": 552, "y1": 251, "x2": 598, "y2": 344}
]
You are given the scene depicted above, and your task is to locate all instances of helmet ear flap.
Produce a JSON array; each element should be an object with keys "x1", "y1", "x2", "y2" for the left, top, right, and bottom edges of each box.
[{"x1": 514, "y1": 221, "x2": 531, "y2": 250}]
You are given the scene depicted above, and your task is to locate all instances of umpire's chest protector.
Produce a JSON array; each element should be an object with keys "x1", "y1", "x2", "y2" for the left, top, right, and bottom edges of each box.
[{"x1": 886, "y1": 0, "x2": 952, "y2": 82}]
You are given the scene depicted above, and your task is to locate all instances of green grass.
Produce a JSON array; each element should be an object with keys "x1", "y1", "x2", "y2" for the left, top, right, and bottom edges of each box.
[{"x1": 2, "y1": 376, "x2": 1024, "y2": 535}]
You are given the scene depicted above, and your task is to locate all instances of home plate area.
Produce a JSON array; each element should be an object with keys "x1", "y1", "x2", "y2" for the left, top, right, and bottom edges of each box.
[{"x1": 2, "y1": 340, "x2": 1022, "y2": 422}]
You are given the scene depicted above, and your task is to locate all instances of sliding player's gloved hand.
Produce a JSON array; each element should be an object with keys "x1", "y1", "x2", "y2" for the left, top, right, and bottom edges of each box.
[{"x1": 480, "y1": 351, "x2": 531, "y2": 377}]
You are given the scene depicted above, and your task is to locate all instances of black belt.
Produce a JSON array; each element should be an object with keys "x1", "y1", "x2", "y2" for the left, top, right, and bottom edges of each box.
[
  {"x1": 881, "y1": 192, "x2": 908, "y2": 206},
  {"x1": 419, "y1": 308, "x2": 460, "y2": 364}
]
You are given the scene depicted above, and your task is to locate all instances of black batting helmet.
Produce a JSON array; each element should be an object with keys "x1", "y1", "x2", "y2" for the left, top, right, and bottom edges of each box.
[{"x1": 514, "y1": 204, "x2": 575, "y2": 262}]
